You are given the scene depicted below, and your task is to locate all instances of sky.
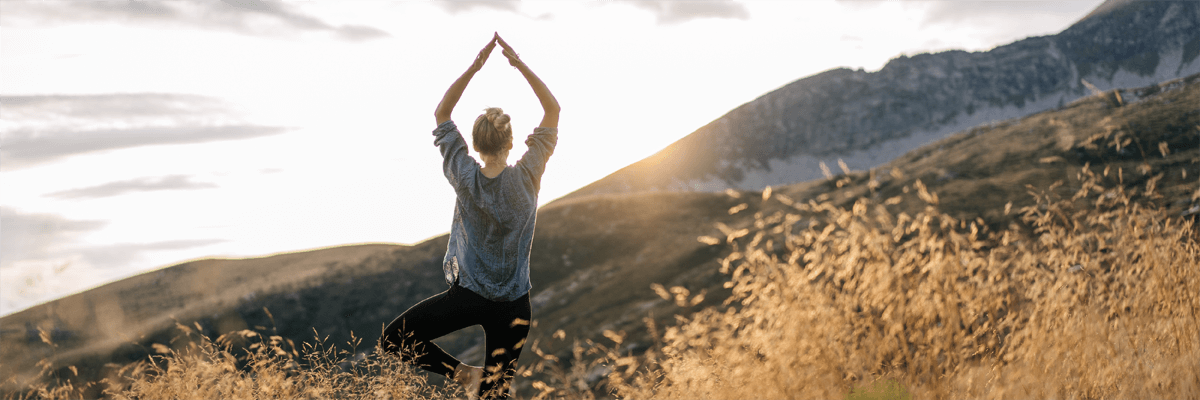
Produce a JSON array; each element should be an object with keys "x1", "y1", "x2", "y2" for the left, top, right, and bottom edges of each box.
[{"x1": 0, "y1": 0, "x2": 1106, "y2": 316}]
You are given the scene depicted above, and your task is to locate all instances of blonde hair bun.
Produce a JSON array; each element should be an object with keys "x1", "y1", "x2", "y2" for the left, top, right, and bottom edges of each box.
[
  {"x1": 484, "y1": 107, "x2": 511, "y2": 132},
  {"x1": 472, "y1": 107, "x2": 514, "y2": 156}
]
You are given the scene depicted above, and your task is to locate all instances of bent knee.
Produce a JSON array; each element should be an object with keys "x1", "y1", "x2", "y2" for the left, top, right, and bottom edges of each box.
[{"x1": 379, "y1": 331, "x2": 412, "y2": 354}]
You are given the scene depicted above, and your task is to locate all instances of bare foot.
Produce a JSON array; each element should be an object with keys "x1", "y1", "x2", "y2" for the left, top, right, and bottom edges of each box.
[{"x1": 453, "y1": 364, "x2": 483, "y2": 399}]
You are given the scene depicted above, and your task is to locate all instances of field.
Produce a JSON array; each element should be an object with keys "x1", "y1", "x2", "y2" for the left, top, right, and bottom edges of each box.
[
  {"x1": 6, "y1": 76, "x2": 1199, "y2": 399},
  {"x1": 13, "y1": 166, "x2": 1198, "y2": 399}
]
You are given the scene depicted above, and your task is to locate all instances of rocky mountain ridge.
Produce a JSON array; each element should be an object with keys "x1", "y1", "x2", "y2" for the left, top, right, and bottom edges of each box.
[{"x1": 559, "y1": 0, "x2": 1200, "y2": 200}]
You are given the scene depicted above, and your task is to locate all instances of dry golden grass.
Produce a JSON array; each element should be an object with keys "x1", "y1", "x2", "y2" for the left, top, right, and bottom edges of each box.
[
  {"x1": 7, "y1": 312, "x2": 616, "y2": 399},
  {"x1": 10, "y1": 322, "x2": 458, "y2": 400},
  {"x1": 8, "y1": 173, "x2": 1198, "y2": 400},
  {"x1": 599, "y1": 167, "x2": 1199, "y2": 399}
]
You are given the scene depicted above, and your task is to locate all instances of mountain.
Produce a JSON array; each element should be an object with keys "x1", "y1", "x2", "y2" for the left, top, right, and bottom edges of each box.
[
  {"x1": 558, "y1": 0, "x2": 1200, "y2": 200},
  {"x1": 4, "y1": 0, "x2": 1200, "y2": 396},
  {"x1": 3, "y1": 71, "x2": 1197, "y2": 398}
]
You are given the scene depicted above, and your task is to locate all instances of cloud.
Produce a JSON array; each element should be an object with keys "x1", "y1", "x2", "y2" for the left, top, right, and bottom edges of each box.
[
  {"x1": 625, "y1": 0, "x2": 750, "y2": 24},
  {"x1": 835, "y1": 0, "x2": 1101, "y2": 30},
  {"x1": 0, "y1": 208, "x2": 106, "y2": 314},
  {"x1": 1, "y1": 207, "x2": 225, "y2": 314},
  {"x1": 831, "y1": 0, "x2": 1104, "y2": 51},
  {"x1": 0, "y1": 207, "x2": 222, "y2": 269},
  {"x1": 918, "y1": 1, "x2": 1102, "y2": 27},
  {"x1": 0, "y1": 93, "x2": 293, "y2": 169},
  {"x1": 433, "y1": 0, "x2": 521, "y2": 14},
  {"x1": 44, "y1": 175, "x2": 218, "y2": 200},
  {"x1": 911, "y1": 1, "x2": 1108, "y2": 48},
  {"x1": 0, "y1": 0, "x2": 390, "y2": 42},
  {"x1": 1, "y1": 125, "x2": 290, "y2": 169},
  {"x1": 71, "y1": 239, "x2": 228, "y2": 272},
  {"x1": 1, "y1": 93, "x2": 233, "y2": 120},
  {"x1": 0, "y1": 207, "x2": 106, "y2": 267}
]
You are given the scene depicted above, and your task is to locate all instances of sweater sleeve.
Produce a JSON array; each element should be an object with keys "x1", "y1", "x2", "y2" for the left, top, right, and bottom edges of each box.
[
  {"x1": 515, "y1": 127, "x2": 558, "y2": 191},
  {"x1": 433, "y1": 120, "x2": 477, "y2": 193}
]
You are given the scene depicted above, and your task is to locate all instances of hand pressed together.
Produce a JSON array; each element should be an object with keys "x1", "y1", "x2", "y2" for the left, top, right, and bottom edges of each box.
[
  {"x1": 470, "y1": 35, "x2": 498, "y2": 72},
  {"x1": 434, "y1": 32, "x2": 560, "y2": 128}
]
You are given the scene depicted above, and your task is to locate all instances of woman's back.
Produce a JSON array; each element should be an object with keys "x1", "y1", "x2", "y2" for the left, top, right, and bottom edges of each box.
[{"x1": 433, "y1": 120, "x2": 558, "y2": 302}]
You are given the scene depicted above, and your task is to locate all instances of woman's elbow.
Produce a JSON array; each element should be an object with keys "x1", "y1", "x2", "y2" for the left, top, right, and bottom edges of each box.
[{"x1": 434, "y1": 106, "x2": 451, "y2": 124}]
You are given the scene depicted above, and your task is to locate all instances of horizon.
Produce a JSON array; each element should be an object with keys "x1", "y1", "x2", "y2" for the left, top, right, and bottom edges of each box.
[{"x1": 0, "y1": 0, "x2": 1106, "y2": 316}]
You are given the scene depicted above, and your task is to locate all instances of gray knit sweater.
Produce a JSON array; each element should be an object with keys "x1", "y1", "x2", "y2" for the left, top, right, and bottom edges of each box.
[{"x1": 433, "y1": 120, "x2": 558, "y2": 302}]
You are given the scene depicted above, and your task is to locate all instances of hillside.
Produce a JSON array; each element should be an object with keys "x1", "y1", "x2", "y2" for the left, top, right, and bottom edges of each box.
[
  {"x1": 3, "y1": 71, "x2": 1196, "y2": 397},
  {"x1": 560, "y1": 0, "x2": 1200, "y2": 199}
]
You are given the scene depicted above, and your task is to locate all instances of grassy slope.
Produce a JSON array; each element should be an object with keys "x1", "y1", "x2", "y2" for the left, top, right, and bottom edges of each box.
[{"x1": 2, "y1": 74, "x2": 1197, "y2": 398}]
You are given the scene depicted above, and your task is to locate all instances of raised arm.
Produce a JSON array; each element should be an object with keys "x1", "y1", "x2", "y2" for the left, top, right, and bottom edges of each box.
[
  {"x1": 434, "y1": 36, "x2": 497, "y2": 125},
  {"x1": 496, "y1": 35, "x2": 560, "y2": 129}
]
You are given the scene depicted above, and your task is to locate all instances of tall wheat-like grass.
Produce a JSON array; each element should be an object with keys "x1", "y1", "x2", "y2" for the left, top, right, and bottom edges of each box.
[
  {"x1": 602, "y1": 167, "x2": 1199, "y2": 399},
  {"x1": 8, "y1": 167, "x2": 1197, "y2": 400},
  {"x1": 102, "y1": 324, "x2": 454, "y2": 400},
  {"x1": 8, "y1": 313, "x2": 604, "y2": 399},
  {"x1": 6, "y1": 323, "x2": 460, "y2": 400}
]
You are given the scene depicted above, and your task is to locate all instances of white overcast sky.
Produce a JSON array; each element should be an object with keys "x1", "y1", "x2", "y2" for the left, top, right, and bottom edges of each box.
[{"x1": 0, "y1": 0, "x2": 1105, "y2": 315}]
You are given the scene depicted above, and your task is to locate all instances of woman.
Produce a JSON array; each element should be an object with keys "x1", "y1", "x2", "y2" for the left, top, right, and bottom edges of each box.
[{"x1": 380, "y1": 33, "x2": 560, "y2": 400}]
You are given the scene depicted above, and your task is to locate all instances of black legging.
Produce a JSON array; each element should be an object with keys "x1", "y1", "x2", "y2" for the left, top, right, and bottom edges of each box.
[{"x1": 380, "y1": 284, "x2": 531, "y2": 399}]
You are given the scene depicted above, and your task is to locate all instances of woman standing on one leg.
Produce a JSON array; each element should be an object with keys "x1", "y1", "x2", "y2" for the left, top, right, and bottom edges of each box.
[{"x1": 380, "y1": 33, "x2": 560, "y2": 400}]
